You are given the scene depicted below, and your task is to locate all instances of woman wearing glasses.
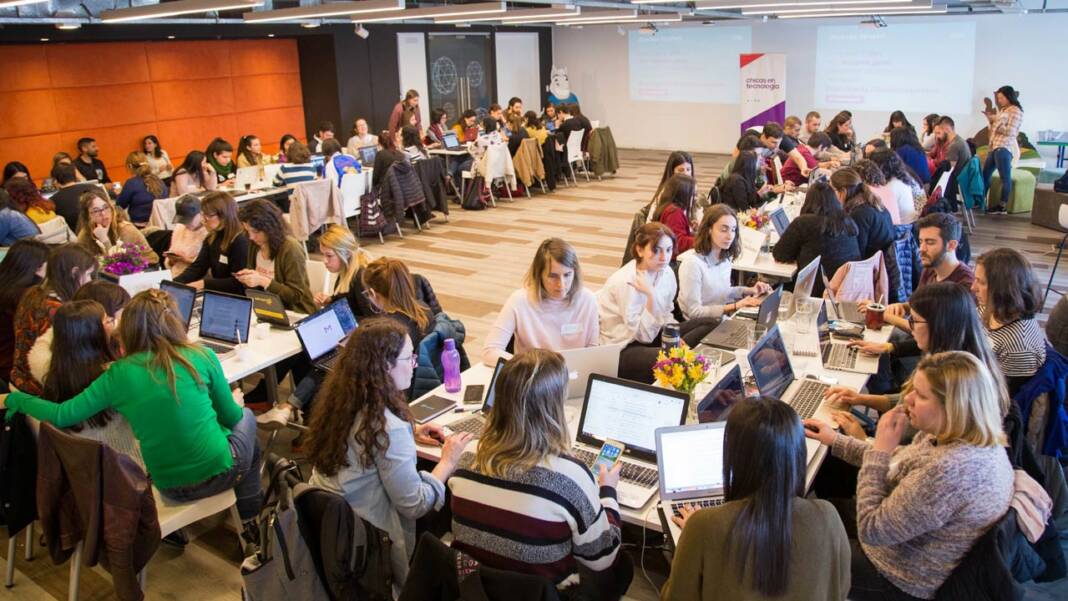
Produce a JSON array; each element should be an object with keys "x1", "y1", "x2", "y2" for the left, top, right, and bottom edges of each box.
[
  {"x1": 306, "y1": 318, "x2": 473, "y2": 594},
  {"x1": 173, "y1": 192, "x2": 251, "y2": 295}
]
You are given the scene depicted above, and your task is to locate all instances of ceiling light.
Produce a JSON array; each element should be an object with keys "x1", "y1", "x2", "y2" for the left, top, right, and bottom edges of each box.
[
  {"x1": 437, "y1": 5, "x2": 580, "y2": 24},
  {"x1": 168, "y1": 34, "x2": 176, "y2": 39},
  {"x1": 102, "y1": 0, "x2": 263, "y2": 23},
  {"x1": 55, "y1": 22, "x2": 82, "y2": 30},
  {"x1": 0, "y1": 0, "x2": 48, "y2": 8},
  {"x1": 243, "y1": 0, "x2": 401, "y2": 23},
  {"x1": 267, "y1": 33, "x2": 275, "y2": 37},
  {"x1": 776, "y1": 5, "x2": 946, "y2": 16},
  {"x1": 354, "y1": 24, "x2": 370, "y2": 38},
  {"x1": 693, "y1": 0, "x2": 923, "y2": 8},
  {"x1": 744, "y1": 2, "x2": 932, "y2": 13},
  {"x1": 553, "y1": 10, "x2": 683, "y2": 25},
  {"x1": 553, "y1": 8, "x2": 637, "y2": 23},
  {"x1": 39, "y1": 37, "x2": 49, "y2": 42},
  {"x1": 352, "y1": 2, "x2": 506, "y2": 23},
  {"x1": 300, "y1": 21, "x2": 320, "y2": 28}
]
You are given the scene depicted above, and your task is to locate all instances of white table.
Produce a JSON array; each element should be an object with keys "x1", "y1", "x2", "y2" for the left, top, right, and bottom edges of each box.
[
  {"x1": 413, "y1": 313, "x2": 893, "y2": 532},
  {"x1": 189, "y1": 312, "x2": 303, "y2": 404},
  {"x1": 733, "y1": 249, "x2": 797, "y2": 280},
  {"x1": 227, "y1": 186, "x2": 291, "y2": 204},
  {"x1": 428, "y1": 148, "x2": 470, "y2": 198}
]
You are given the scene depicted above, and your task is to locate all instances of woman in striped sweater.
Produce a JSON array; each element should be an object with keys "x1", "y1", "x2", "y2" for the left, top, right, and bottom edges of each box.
[
  {"x1": 805, "y1": 351, "x2": 1013, "y2": 600},
  {"x1": 973, "y1": 248, "x2": 1047, "y2": 395},
  {"x1": 448, "y1": 349, "x2": 632, "y2": 599}
]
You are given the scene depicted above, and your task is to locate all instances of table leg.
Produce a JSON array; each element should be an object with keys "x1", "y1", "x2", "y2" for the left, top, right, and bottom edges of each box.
[{"x1": 263, "y1": 365, "x2": 279, "y2": 407}]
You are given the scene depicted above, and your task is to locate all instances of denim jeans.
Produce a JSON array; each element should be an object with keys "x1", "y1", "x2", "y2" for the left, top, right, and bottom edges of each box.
[
  {"x1": 981, "y1": 147, "x2": 1013, "y2": 207},
  {"x1": 160, "y1": 408, "x2": 263, "y2": 520},
  {"x1": 288, "y1": 368, "x2": 326, "y2": 411}
]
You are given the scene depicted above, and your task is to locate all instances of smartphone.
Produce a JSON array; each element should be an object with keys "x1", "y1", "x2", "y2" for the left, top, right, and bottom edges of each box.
[
  {"x1": 592, "y1": 439, "x2": 625, "y2": 474},
  {"x1": 463, "y1": 384, "x2": 485, "y2": 405}
]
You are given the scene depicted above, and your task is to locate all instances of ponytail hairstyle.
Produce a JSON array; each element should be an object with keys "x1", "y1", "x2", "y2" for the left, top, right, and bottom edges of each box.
[
  {"x1": 830, "y1": 167, "x2": 881, "y2": 213},
  {"x1": 237, "y1": 135, "x2": 261, "y2": 166},
  {"x1": 995, "y1": 85, "x2": 1023, "y2": 110},
  {"x1": 118, "y1": 289, "x2": 206, "y2": 396},
  {"x1": 319, "y1": 224, "x2": 369, "y2": 295},
  {"x1": 361, "y1": 257, "x2": 430, "y2": 332},
  {"x1": 125, "y1": 151, "x2": 166, "y2": 197}
]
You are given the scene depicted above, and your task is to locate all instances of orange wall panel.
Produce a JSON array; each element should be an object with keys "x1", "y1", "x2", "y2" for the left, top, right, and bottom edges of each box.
[
  {"x1": 0, "y1": 39, "x2": 305, "y2": 186},
  {"x1": 0, "y1": 46, "x2": 51, "y2": 92},
  {"x1": 231, "y1": 73, "x2": 303, "y2": 111},
  {"x1": 0, "y1": 90, "x2": 59, "y2": 138}
]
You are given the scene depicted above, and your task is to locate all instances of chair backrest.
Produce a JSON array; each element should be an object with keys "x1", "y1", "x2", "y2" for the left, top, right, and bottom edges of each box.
[
  {"x1": 483, "y1": 144, "x2": 514, "y2": 181},
  {"x1": 565, "y1": 129, "x2": 585, "y2": 162},
  {"x1": 772, "y1": 155, "x2": 784, "y2": 186},
  {"x1": 306, "y1": 259, "x2": 331, "y2": 296},
  {"x1": 1059, "y1": 204, "x2": 1068, "y2": 229},
  {"x1": 34, "y1": 216, "x2": 75, "y2": 245},
  {"x1": 338, "y1": 171, "x2": 366, "y2": 219}
]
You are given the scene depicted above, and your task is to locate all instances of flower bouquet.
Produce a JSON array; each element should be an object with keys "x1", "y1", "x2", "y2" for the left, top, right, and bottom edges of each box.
[
  {"x1": 101, "y1": 242, "x2": 151, "y2": 276},
  {"x1": 652, "y1": 343, "x2": 712, "y2": 395},
  {"x1": 740, "y1": 208, "x2": 771, "y2": 231}
]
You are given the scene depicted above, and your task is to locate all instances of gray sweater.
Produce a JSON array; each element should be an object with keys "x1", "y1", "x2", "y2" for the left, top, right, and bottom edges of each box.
[{"x1": 831, "y1": 432, "x2": 1013, "y2": 599}]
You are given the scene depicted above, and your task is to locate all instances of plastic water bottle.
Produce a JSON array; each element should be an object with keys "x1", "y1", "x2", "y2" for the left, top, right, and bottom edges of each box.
[
  {"x1": 661, "y1": 323, "x2": 681, "y2": 354},
  {"x1": 441, "y1": 338, "x2": 462, "y2": 393}
]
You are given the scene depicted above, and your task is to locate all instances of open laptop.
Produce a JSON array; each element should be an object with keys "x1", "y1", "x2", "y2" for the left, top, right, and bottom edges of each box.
[
  {"x1": 235, "y1": 166, "x2": 262, "y2": 191},
  {"x1": 245, "y1": 289, "x2": 294, "y2": 329},
  {"x1": 821, "y1": 270, "x2": 866, "y2": 324},
  {"x1": 817, "y1": 300, "x2": 879, "y2": 374},
  {"x1": 701, "y1": 285, "x2": 783, "y2": 351},
  {"x1": 695, "y1": 364, "x2": 745, "y2": 423},
  {"x1": 161, "y1": 280, "x2": 198, "y2": 329},
  {"x1": 445, "y1": 358, "x2": 506, "y2": 438},
  {"x1": 655, "y1": 422, "x2": 728, "y2": 547},
  {"x1": 115, "y1": 269, "x2": 172, "y2": 297},
  {"x1": 769, "y1": 206, "x2": 791, "y2": 237},
  {"x1": 198, "y1": 291, "x2": 252, "y2": 359},
  {"x1": 294, "y1": 299, "x2": 358, "y2": 371},
  {"x1": 571, "y1": 374, "x2": 690, "y2": 508},
  {"x1": 358, "y1": 145, "x2": 377, "y2": 167},
  {"x1": 747, "y1": 325, "x2": 832, "y2": 421},
  {"x1": 780, "y1": 255, "x2": 821, "y2": 320},
  {"x1": 441, "y1": 132, "x2": 463, "y2": 150},
  {"x1": 557, "y1": 343, "x2": 625, "y2": 399}
]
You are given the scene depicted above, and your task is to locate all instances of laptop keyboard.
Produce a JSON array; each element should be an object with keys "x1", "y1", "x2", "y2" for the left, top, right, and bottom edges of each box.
[
  {"x1": 448, "y1": 415, "x2": 485, "y2": 436},
  {"x1": 201, "y1": 340, "x2": 234, "y2": 355},
  {"x1": 789, "y1": 379, "x2": 829, "y2": 420},
  {"x1": 319, "y1": 353, "x2": 340, "y2": 370},
  {"x1": 573, "y1": 448, "x2": 659, "y2": 487},
  {"x1": 671, "y1": 498, "x2": 724, "y2": 517},
  {"x1": 825, "y1": 343, "x2": 859, "y2": 369}
]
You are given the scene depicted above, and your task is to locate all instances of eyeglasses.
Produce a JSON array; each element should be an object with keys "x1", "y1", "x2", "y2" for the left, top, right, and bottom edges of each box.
[
  {"x1": 89, "y1": 207, "x2": 111, "y2": 216},
  {"x1": 397, "y1": 353, "x2": 417, "y2": 368},
  {"x1": 907, "y1": 315, "x2": 927, "y2": 327}
]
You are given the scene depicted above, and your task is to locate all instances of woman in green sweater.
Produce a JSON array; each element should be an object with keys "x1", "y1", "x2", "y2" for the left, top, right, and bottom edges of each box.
[
  {"x1": 661, "y1": 397, "x2": 850, "y2": 601},
  {"x1": 233, "y1": 199, "x2": 315, "y2": 315},
  {"x1": 2, "y1": 289, "x2": 263, "y2": 523}
]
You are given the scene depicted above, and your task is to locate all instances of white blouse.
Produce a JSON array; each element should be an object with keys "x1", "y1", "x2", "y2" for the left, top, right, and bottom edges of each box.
[
  {"x1": 597, "y1": 260, "x2": 676, "y2": 345},
  {"x1": 676, "y1": 249, "x2": 748, "y2": 320}
]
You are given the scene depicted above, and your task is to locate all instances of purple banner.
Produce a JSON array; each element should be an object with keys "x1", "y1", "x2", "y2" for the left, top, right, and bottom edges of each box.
[{"x1": 740, "y1": 101, "x2": 787, "y2": 134}]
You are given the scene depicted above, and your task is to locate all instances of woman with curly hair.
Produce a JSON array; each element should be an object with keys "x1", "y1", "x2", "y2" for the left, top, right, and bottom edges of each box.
[
  {"x1": 4, "y1": 177, "x2": 56, "y2": 224},
  {"x1": 234, "y1": 199, "x2": 314, "y2": 314},
  {"x1": 75, "y1": 187, "x2": 158, "y2": 265},
  {"x1": 306, "y1": 318, "x2": 473, "y2": 590}
]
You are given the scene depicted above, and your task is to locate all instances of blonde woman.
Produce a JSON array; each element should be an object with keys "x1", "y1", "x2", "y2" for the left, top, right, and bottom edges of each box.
[
  {"x1": 116, "y1": 151, "x2": 166, "y2": 225},
  {"x1": 805, "y1": 351, "x2": 1013, "y2": 601},
  {"x1": 481, "y1": 238, "x2": 599, "y2": 366},
  {"x1": 76, "y1": 187, "x2": 159, "y2": 265},
  {"x1": 448, "y1": 349, "x2": 632, "y2": 598},
  {"x1": 314, "y1": 224, "x2": 373, "y2": 309}
]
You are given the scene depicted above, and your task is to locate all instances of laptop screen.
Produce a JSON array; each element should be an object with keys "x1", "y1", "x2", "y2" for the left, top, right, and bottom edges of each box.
[
  {"x1": 817, "y1": 301, "x2": 830, "y2": 350},
  {"x1": 442, "y1": 132, "x2": 459, "y2": 148},
  {"x1": 696, "y1": 365, "x2": 745, "y2": 423},
  {"x1": 161, "y1": 281, "x2": 196, "y2": 328},
  {"x1": 579, "y1": 375, "x2": 688, "y2": 457},
  {"x1": 757, "y1": 285, "x2": 783, "y2": 329},
  {"x1": 200, "y1": 292, "x2": 252, "y2": 344},
  {"x1": 658, "y1": 424, "x2": 727, "y2": 498},
  {"x1": 795, "y1": 256, "x2": 821, "y2": 300},
  {"x1": 358, "y1": 145, "x2": 377, "y2": 166},
  {"x1": 748, "y1": 325, "x2": 793, "y2": 399},
  {"x1": 296, "y1": 307, "x2": 345, "y2": 361},
  {"x1": 328, "y1": 298, "x2": 358, "y2": 335},
  {"x1": 482, "y1": 358, "x2": 506, "y2": 413},
  {"x1": 770, "y1": 207, "x2": 790, "y2": 236}
]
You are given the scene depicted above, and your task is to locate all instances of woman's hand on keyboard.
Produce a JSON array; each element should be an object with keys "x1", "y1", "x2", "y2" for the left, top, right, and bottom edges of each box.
[
  {"x1": 672, "y1": 504, "x2": 697, "y2": 529},
  {"x1": 597, "y1": 462, "x2": 621, "y2": 490},
  {"x1": 848, "y1": 340, "x2": 892, "y2": 356},
  {"x1": 832, "y1": 410, "x2": 867, "y2": 441},
  {"x1": 823, "y1": 386, "x2": 861, "y2": 407},
  {"x1": 802, "y1": 418, "x2": 837, "y2": 446},
  {"x1": 414, "y1": 423, "x2": 447, "y2": 446}
]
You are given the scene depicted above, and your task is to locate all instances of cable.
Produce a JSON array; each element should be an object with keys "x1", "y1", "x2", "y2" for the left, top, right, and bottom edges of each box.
[{"x1": 639, "y1": 504, "x2": 660, "y2": 594}]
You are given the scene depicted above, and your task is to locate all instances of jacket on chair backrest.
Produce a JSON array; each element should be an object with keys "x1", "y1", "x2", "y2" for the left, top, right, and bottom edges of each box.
[
  {"x1": 379, "y1": 161, "x2": 426, "y2": 222},
  {"x1": 410, "y1": 312, "x2": 471, "y2": 401}
]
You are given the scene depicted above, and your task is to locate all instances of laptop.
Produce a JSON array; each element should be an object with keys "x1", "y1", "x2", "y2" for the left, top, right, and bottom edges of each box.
[
  {"x1": 701, "y1": 285, "x2": 783, "y2": 351},
  {"x1": 235, "y1": 166, "x2": 262, "y2": 191},
  {"x1": 821, "y1": 271, "x2": 865, "y2": 324},
  {"x1": 571, "y1": 374, "x2": 690, "y2": 508},
  {"x1": 294, "y1": 299, "x2": 359, "y2": 371},
  {"x1": 198, "y1": 291, "x2": 252, "y2": 359},
  {"x1": 441, "y1": 132, "x2": 463, "y2": 150},
  {"x1": 245, "y1": 289, "x2": 294, "y2": 329},
  {"x1": 445, "y1": 358, "x2": 506, "y2": 438},
  {"x1": 780, "y1": 255, "x2": 821, "y2": 320},
  {"x1": 557, "y1": 343, "x2": 625, "y2": 400},
  {"x1": 769, "y1": 206, "x2": 791, "y2": 236},
  {"x1": 747, "y1": 325, "x2": 832, "y2": 422},
  {"x1": 358, "y1": 145, "x2": 377, "y2": 167},
  {"x1": 161, "y1": 280, "x2": 198, "y2": 329},
  {"x1": 695, "y1": 364, "x2": 745, "y2": 423},
  {"x1": 655, "y1": 422, "x2": 728, "y2": 547},
  {"x1": 817, "y1": 300, "x2": 879, "y2": 374}
]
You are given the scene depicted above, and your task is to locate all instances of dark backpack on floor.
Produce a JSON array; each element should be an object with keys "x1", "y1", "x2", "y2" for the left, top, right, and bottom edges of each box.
[
  {"x1": 462, "y1": 176, "x2": 490, "y2": 211},
  {"x1": 1055, "y1": 171, "x2": 1068, "y2": 193}
]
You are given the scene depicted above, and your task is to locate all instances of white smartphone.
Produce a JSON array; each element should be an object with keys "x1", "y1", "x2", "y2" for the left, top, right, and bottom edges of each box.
[{"x1": 592, "y1": 439, "x2": 625, "y2": 474}]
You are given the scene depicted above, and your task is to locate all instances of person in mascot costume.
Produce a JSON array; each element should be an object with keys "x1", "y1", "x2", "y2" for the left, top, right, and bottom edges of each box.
[{"x1": 547, "y1": 65, "x2": 578, "y2": 106}]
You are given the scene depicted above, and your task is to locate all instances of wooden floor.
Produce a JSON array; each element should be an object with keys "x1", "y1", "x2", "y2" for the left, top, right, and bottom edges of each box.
[{"x1": 3, "y1": 148, "x2": 1067, "y2": 600}]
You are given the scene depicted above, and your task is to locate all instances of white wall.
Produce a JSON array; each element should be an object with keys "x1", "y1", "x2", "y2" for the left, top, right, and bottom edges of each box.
[
  {"x1": 397, "y1": 32, "x2": 430, "y2": 126},
  {"x1": 495, "y1": 32, "x2": 542, "y2": 111},
  {"x1": 553, "y1": 14, "x2": 1068, "y2": 157}
]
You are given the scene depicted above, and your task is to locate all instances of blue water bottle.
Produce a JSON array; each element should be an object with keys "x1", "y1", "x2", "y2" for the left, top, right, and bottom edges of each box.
[{"x1": 441, "y1": 338, "x2": 462, "y2": 393}]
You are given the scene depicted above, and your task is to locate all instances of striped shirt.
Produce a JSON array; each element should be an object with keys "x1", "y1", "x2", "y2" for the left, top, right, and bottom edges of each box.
[
  {"x1": 273, "y1": 163, "x2": 317, "y2": 187},
  {"x1": 988, "y1": 105, "x2": 1023, "y2": 156},
  {"x1": 987, "y1": 317, "x2": 1047, "y2": 378},
  {"x1": 448, "y1": 452, "x2": 622, "y2": 585}
]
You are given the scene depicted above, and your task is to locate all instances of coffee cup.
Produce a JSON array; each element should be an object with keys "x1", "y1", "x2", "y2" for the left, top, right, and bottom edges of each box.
[
  {"x1": 865, "y1": 303, "x2": 886, "y2": 330},
  {"x1": 254, "y1": 322, "x2": 271, "y2": 340}
]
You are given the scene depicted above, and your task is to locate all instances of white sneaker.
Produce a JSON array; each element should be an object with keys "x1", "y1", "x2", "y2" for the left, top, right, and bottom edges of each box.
[{"x1": 256, "y1": 405, "x2": 292, "y2": 430}]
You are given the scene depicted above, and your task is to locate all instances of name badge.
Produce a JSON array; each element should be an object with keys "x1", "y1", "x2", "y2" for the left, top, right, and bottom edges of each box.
[
  {"x1": 561, "y1": 323, "x2": 581, "y2": 336},
  {"x1": 219, "y1": 255, "x2": 229, "y2": 265}
]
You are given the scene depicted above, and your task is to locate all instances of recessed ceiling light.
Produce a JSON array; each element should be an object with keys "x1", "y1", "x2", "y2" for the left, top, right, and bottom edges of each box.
[
  {"x1": 268, "y1": 33, "x2": 275, "y2": 37},
  {"x1": 56, "y1": 22, "x2": 81, "y2": 30},
  {"x1": 40, "y1": 37, "x2": 50, "y2": 41},
  {"x1": 167, "y1": 35, "x2": 176, "y2": 39}
]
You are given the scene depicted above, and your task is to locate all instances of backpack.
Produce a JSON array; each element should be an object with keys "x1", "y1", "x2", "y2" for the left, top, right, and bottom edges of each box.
[
  {"x1": 1055, "y1": 170, "x2": 1068, "y2": 194},
  {"x1": 355, "y1": 190, "x2": 396, "y2": 242},
  {"x1": 461, "y1": 175, "x2": 491, "y2": 211}
]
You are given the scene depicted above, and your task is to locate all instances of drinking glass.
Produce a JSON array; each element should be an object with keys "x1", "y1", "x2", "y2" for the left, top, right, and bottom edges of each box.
[{"x1": 796, "y1": 299, "x2": 814, "y2": 335}]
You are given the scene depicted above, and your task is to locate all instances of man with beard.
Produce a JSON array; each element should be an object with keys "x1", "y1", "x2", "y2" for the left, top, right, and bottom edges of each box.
[{"x1": 74, "y1": 137, "x2": 110, "y2": 183}]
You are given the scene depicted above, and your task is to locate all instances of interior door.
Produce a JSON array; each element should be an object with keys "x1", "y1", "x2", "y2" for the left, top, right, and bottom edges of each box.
[{"x1": 426, "y1": 32, "x2": 494, "y2": 122}]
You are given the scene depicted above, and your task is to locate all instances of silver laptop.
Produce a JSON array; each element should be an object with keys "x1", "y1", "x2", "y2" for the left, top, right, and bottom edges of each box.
[
  {"x1": 441, "y1": 132, "x2": 463, "y2": 150},
  {"x1": 294, "y1": 299, "x2": 358, "y2": 372},
  {"x1": 769, "y1": 206, "x2": 791, "y2": 236},
  {"x1": 656, "y1": 422, "x2": 728, "y2": 547},
  {"x1": 701, "y1": 285, "x2": 783, "y2": 351},
  {"x1": 445, "y1": 358, "x2": 506, "y2": 438},
  {"x1": 571, "y1": 374, "x2": 690, "y2": 508},
  {"x1": 822, "y1": 270, "x2": 865, "y2": 324},
  {"x1": 817, "y1": 300, "x2": 879, "y2": 374},
  {"x1": 747, "y1": 325, "x2": 832, "y2": 422},
  {"x1": 557, "y1": 343, "x2": 625, "y2": 399},
  {"x1": 198, "y1": 291, "x2": 252, "y2": 359},
  {"x1": 780, "y1": 255, "x2": 821, "y2": 320},
  {"x1": 160, "y1": 280, "x2": 198, "y2": 329}
]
